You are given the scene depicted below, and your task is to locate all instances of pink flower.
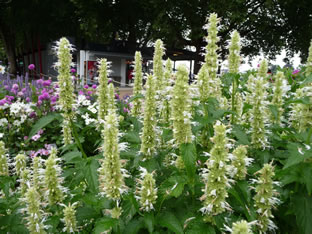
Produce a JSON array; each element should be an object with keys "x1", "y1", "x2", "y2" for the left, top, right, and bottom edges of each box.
[
  {"x1": 43, "y1": 80, "x2": 52, "y2": 87},
  {"x1": 29, "y1": 151, "x2": 36, "y2": 158},
  {"x1": 71, "y1": 68, "x2": 76, "y2": 73},
  {"x1": 31, "y1": 134, "x2": 41, "y2": 141},
  {"x1": 36, "y1": 79, "x2": 43, "y2": 85},
  {"x1": 92, "y1": 84, "x2": 97, "y2": 89},
  {"x1": 0, "y1": 99, "x2": 6, "y2": 106},
  {"x1": 84, "y1": 84, "x2": 89, "y2": 89},
  {"x1": 24, "y1": 136, "x2": 28, "y2": 140},
  {"x1": 28, "y1": 64, "x2": 35, "y2": 70},
  {"x1": 108, "y1": 79, "x2": 112, "y2": 84},
  {"x1": 12, "y1": 83, "x2": 19, "y2": 90},
  {"x1": 87, "y1": 90, "x2": 93, "y2": 95},
  {"x1": 26, "y1": 97, "x2": 31, "y2": 102},
  {"x1": 37, "y1": 129, "x2": 44, "y2": 135},
  {"x1": 78, "y1": 90, "x2": 84, "y2": 95},
  {"x1": 292, "y1": 69, "x2": 300, "y2": 75},
  {"x1": 17, "y1": 91, "x2": 24, "y2": 97}
]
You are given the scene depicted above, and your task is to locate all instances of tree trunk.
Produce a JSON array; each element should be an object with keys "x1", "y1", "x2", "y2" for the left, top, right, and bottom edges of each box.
[{"x1": 0, "y1": 20, "x2": 17, "y2": 74}]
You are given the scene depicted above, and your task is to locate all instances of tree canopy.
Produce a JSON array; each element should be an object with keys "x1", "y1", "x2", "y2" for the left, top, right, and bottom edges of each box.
[{"x1": 1, "y1": 0, "x2": 312, "y2": 74}]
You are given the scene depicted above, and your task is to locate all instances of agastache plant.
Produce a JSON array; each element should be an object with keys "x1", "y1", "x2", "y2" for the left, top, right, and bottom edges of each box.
[
  {"x1": 107, "y1": 83, "x2": 116, "y2": 112},
  {"x1": 225, "y1": 220, "x2": 253, "y2": 234},
  {"x1": 14, "y1": 153, "x2": 27, "y2": 177},
  {"x1": 249, "y1": 75, "x2": 269, "y2": 149},
  {"x1": 290, "y1": 88, "x2": 309, "y2": 131},
  {"x1": 140, "y1": 74, "x2": 157, "y2": 158},
  {"x1": 136, "y1": 167, "x2": 157, "y2": 212},
  {"x1": 55, "y1": 37, "x2": 75, "y2": 145},
  {"x1": 230, "y1": 145, "x2": 253, "y2": 180},
  {"x1": 61, "y1": 203, "x2": 78, "y2": 233},
  {"x1": 131, "y1": 51, "x2": 143, "y2": 117},
  {"x1": 228, "y1": 30, "x2": 241, "y2": 74},
  {"x1": 305, "y1": 40, "x2": 312, "y2": 76},
  {"x1": 20, "y1": 168, "x2": 31, "y2": 196},
  {"x1": 22, "y1": 186, "x2": 47, "y2": 234},
  {"x1": 253, "y1": 163, "x2": 280, "y2": 233},
  {"x1": 200, "y1": 122, "x2": 231, "y2": 223},
  {"x1": 98, "y1": 109, "x2": 128, "y2": 217},
  {"x1": 160, "y1": 58, "x2": 173, "y2": 123},
  {"x1": 0, "y1": 141, "x2": 9, "y2": 176},
  {"x1": 271, "y1": 71, "x2": 289, "y2": 125},
  {"x1": 32, "y1": 156, "x2": 43, "y2": 197},
  {"x1": 97, "y1": 58, "x2": 110, "y2": 125},
  {"x1": 44, "y1": 147, "x2": 67, "y2": 205},
  {"x1": 258, "y1": 59, "x2": 268, "y2": 79},
  {"x1": 153, "y1": 39, "x2": 164, "y2": 92},
  {"x1": 202, "y1": 13, "x2": 224, "y2": 105}
]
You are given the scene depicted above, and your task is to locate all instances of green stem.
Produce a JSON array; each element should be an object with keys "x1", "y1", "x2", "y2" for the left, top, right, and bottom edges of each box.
[
  {"x1": 306, "y1": 128, "x2": 312, "y2": 144},
  {"x1": 70, "y1": 120, "x2": 87, "y2": 158}
]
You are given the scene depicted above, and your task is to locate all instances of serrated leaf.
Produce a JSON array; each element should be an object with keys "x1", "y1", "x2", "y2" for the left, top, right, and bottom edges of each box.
[
  {"x1": 62, "y1": 151, "x2": 82, "y2": 163},
  {"x1": 123, "y1": 217, "x2": 144, "y2": 234},
  {"x1": 93, "y1": 217, "x2": 118, "y2": 234},
  {"x1": 180, "y1": 143, "x2": 197, "y2": 183},
  {"x1": 84, "y1": 158, "x2": 100, "y2": 193},
  {"x1": 144, "y1": 212, "x2": 155, "y2": 233},
  {"x1": 29, "y1": 113, "x2": 61, "y2": 138},
  {"x1": 284, "y1": 143, "x2": 312, "y2": 169},
  {"x1": 232, "y1": 125, "x2": 249, "y2": 145},
  {"x1": 159, "y1": 175, "x2": 187, "y2": 198},
  {"x1": 158, "y1": 211, "x2": 183, "y2": 234},
  {"x1": 292, "y1": 193, "x2": 312, "y2": 234}
]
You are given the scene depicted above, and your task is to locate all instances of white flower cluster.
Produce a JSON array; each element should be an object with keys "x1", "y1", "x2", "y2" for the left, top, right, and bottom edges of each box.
[{"x1": 9, "y1": 101, "x2": 34, "y2": 126}]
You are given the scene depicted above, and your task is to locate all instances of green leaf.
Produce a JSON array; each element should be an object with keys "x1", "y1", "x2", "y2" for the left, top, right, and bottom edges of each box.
[
  {"x1": 292, "y1": 193, "x2": 312, "y2": 234},
  {"x1": 284, "y1": 143, "x2": 312, "y2": 169},
  {"x1": 28, "y1": 113, "x2": 61, "y2": 138},
  {"x1": 144, "y1": 212, "x2": 155, "y2": 233},
  {"x1": 123, "y1": 131, "x2": 141, "y2": 144},
  {"x1": 62, "y1": 151, "x2": 82, "y2": 163},
  {"x1": 180, "y1": 143, "x2": 197, "y2": 183},
  {"x1": 93, "y1": 217, "x2": 118, "y2": 234},
  {"x1": 159, "y1": 175, "x2": 187, "y2": 198},
  {"x1": 232, "y1": 125, "x2": 249, "y2": 145},
  {"x1": 128, "y1": 93, "x2": 144, "y2": 102},
  {"x1": 302, "y1": 165, "x2": 312, "y2": 195},
  {"x1": 158, "y1": 211, "x2": 183, "y2": 234},
  {"x1": 268, "y1": 104, "x2": 278, "y2": 120},
  {"x1": 84, "y1": 158, "x2": 100, "y2": 193},
  {"x1": 76, "y1": 206, "x2": 100, "y2": 224},
  {"x1": 123, "y1": 217, "x2": 144, "y2": 234}
]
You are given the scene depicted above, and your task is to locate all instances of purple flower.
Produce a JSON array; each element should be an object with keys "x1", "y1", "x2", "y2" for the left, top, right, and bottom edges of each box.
[
  {"x1": 115, "y1": 94, "x2": 120, "y2": 100},
  {"x1": 84, "y1": 84, "x2": 89, "y2": 89},
  {"x1": 29, "y1": 151, "x2": 36, "y2": 158},
  {"x1": 38, "y1": 92, "x2": 50, "y2": 101},
  {"x1": 43, "y1": 80, "x2": 52, "y2": 86},
  {"x1": 78, "y1": 90, "x2": 84, "y2": 95},
  {"x1": 92, "y1": 84, "x2": 97, "y2": 89},
  {"x1": 37, "y1": 129, "x2": 44, "y2": 135},
  {"x1": 123, "y1": 107, "x2": 129, "y2": 113},
  {"x1": 12, "y1": 83, "x2": 19, "y2": 90},
  {"x1": 17, "y1": 91, "x2": 24, "y2": 97},
  {"x1": 28, "y1": 64, "x2": 35, "y2": 70},
  {"x1": 108, "y1": 79, "x2": 112, "y2": 84},
  {"x1": 0, "y1": 99, "x2": 6, "y2": 106},
  {"x1": 37, "y1": 100, "x2": 42, "y2": 106},
  {"x1": 87, "y1": 90, "x2": 93, "y2": 95},
  {"x1": 29, "y1": 112, "x2": 37, "y2": 118},
  {"x1": 36, "y1": 79, "x2": 43, "y2": 85},
  {"x1": 292, "y1": 69, "x2": 300, "y2": 75},
  {"x1": 24, "y1": 136, "x2": 28, "y2": 140},
  {"x1": 71, "y1": 68, "x2": 76, "y2": 73},
  {"x1": 4, "y1": 85, "x2": 9, "y2": 90},
  {"x1": 51, "y1": 96, "x2": 57, "y2": 104},
  {"x1": 26, "y1": 97, "x2": 31, "y2": 102},
  {"x1": 31, "y1": 134, "x2": 41, "y2": 141},
  {"x1": 22, "y1": 88, "x2": 27, "y2": 92}
]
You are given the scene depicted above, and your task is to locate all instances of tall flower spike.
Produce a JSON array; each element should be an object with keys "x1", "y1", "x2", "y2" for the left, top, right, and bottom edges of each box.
[
  {"x1": 15, "y1": 153, "x2": 27, "y2": 177},
  {"x1": 290, "y1": 88, "x2": 308, "y2": 131},
  {"x1": 140, "y1": 74, "x2": 157, "y2": 158},
  {"x1": 170, "y1": 65, "x2": 192, "y2": 146},
  {"x1": 253, "y1": 163, "x2": 279, "y2": 233},
  {"x1": 202, "y1": 13, "x2": 224, "y2": 106},
  {"x1": 230, "y1": 145, "x2": 253, "y2": 180},
  {"x1": 107, "y1": 83, "x2": 116, "y2": 112},
  {"x1": 200, "y1": 122, "x2": 231, "y2": 223},
  {"x1": 0, "y1": 141, "x2": 9, "y2": 176},
  {"x1": 225, "y1": 220, "x2": 253, "y2": 234},
  {"x1": 97, "y1": 58, "x2": 110, "y2": 124},
  {"x1": 197, "y1": 66, "x2": 209, "y2": 102},
  {"x1": 62, "y1": 203, "x2": 78, "y2": 233},
  {"x1": 153, "y1": 39, "x2": 164, "y2": 92},
  {"x1": 55, "y1": 37, "x2": 75, "y2": 145},
  {"x1": 249, "y1": 76, "x2": 269, "y2": 149},
  {"x1": 32, "y1": 156, "x2": 43, "y2": 196},
  {"x1": 136, "y1": 167, "x2": 157, "y2": 212},
  {"x1": 306, "y1": 40, "x2": 312, "y2": 76},
  {"x1": 228, "y1": 30, "x2": 241, "y2": 74},
  {"x1": 20, "y1": 168, "x2": 31, "y2": 196},
  {"x1": 271, "y1": 71, "x2": 289, "y2": 125},
  {"x1": 44, "y1": 147, "x2": 66, "y2": 205},
  {"x1": 23, "y1": 186, "x2": 46, "y2": 234},
  {"x1": 98, "y1": 110, "x2": 128, "y2": 201},
  {"x1": 258, "y1": 59, "x2": 268, "y2": 79},
  {"x1": 131, "y1": 51, "x2": 143, "y2": 117},
  {"x1": 160, "y1": 58, "x2": 173, "y2": 123}
]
